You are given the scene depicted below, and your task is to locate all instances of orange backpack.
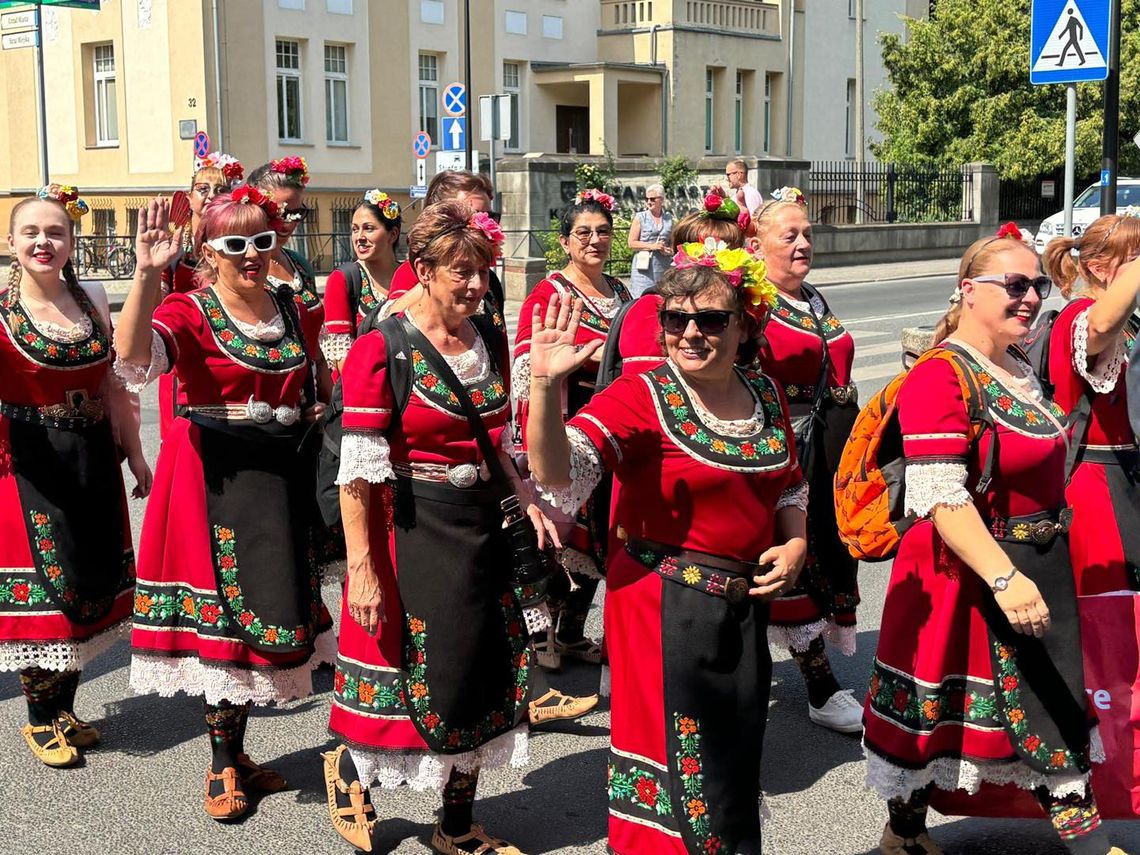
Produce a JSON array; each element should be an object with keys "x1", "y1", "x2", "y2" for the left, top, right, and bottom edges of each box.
[{"x1": 833, "y1": 346, "x2": 995, "y2": 562}]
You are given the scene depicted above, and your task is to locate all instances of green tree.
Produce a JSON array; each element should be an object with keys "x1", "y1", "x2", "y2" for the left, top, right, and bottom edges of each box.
[{"x1": 873, "y1": 0, "x2": 1140, "y2": 180}]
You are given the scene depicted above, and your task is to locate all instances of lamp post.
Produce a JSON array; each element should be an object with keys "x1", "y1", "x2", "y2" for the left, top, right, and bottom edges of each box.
[
  {"x1": 464, "y1": 0, "x2": 473, "y2": 172},
  {"x1": 1100, "y1": 0, "x2": 1121, "y2": 215}
]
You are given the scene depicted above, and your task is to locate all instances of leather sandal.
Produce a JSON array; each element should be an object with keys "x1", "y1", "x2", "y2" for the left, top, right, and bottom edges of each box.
[
  {"x1": 21, "y1": 722, "x2": 79, "y2": 768},
  {"x1": 237, "y1": 752, "x2": 288, "y2": 792},
  {"x1": 527, "y1": 689, "x2": 598, "y2": 727},
  {"x1": 56, "y1": 710, "x2": 100, "y2": 749},
  {"x1": 431, "y1": 822, "x2": 525, "y2": 855},
  {"x1": 321, "y1": 744, "x2": 375, "y2": 852},
  {"x1": 533, "y1": 628, "x2": 561, "y2": 671},
  {"x1": 204, "y1": 766, "x2": 249, "y2": 821},
  {"x1": 879, "y1": 824, "x2": 943, "y2": 855},
  {"x1": 553, "y1": 638, "x2": 602, "y2": 665}
]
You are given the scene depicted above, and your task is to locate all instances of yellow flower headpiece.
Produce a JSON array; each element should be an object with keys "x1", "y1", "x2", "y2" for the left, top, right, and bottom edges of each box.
[{"x1": 671, "y1": 238, "x2": 778, "y2": 323}]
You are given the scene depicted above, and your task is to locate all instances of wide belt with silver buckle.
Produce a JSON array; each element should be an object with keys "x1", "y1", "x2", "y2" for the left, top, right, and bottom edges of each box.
[
  {"x1": 989, "y1": 508, "x2": 1073, "y2": 545},
  {"x1": 623, "y1": 534, "x2": 771, "y2": 605},
  {"x1": 188, "y1": 396, "x2": 301, "y2": 426},
  {"x1": 393, "y1": 460, "x2": 490, "y2": 488},
  {"x1": 782, "y1": 382, "x2": 858, "y2": 405},
  {"x1": 0, "y1": 397, "x2": 105, "y2": 429}
]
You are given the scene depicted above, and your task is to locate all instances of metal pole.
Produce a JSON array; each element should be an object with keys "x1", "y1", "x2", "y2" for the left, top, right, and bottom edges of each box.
[
  {"x1": 212, "y1": 0, "x2": 224, "y2": 149},
  {"x1": 464, "y1": 0, "x2": 473, "y2": 172},
  {"x1": 854, "y1": 0, "x2": 865, "y2": 224},
  {"x1": 784, "y1": 0, "x2": 795, "y2": 156},
  {"x1": 34, "y1": 7, "x2": 49, "y2": 185},
  {"x1": 1100, "y1": 0, "x2": 1121, "y2": 215},
  {"x1": 1064, "y1": 83, "x2": 1077, "y2": 237}
]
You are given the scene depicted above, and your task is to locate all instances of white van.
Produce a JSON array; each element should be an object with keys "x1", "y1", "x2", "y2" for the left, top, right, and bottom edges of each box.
[{"x1": 1034, "y1": 179, "x2": 1140, "y2": 255}]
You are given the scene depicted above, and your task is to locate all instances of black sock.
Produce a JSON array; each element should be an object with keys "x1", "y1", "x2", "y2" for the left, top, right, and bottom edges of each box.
[
  {"x1": 205, "y1": 700, "x2": 245, "y2": 797},
  {"x1": 791, "y1": 636, "x2": 841, "y2": 708},
  {"x1": 555, "y1": 576, "x2": 598, "y2": 645},
  {"x1": 887, "y1": 784, "x2": 932, "y2": 841},
  {"x1": 233, "y1": 701, "x2": 251, "y2": 757},
  {"x1": 55, "y1": 671, "x2": 81, "y2": 716},
  {"x1": 441, "y1": 768, "x2": 479, "y2": 838},
  {"x1": 339, "y1": 745, "x2": 362, "y2": 786},
  {"x1": 20, "y1": 668, "x2": 65, "y2": 735}
]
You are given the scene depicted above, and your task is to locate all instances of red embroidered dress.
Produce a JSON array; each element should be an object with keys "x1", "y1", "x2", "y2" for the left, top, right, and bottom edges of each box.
[
  {"x1": 1048, "y1": 297, "x2": 1140, "y2": 594},
  {"x1": 157, "y1": 259, "x2": 207, "y2": 438},
  {"x1": 121, "y1": 286, "x2": 333, "y2": 706},
  {"x1": 0, "y1": 287, "x2": 136, "y2": 673},
  {"x1": 864, "y1": 341, "x2": 1096, "y2": 803},
  {"x1": 320, "y1": 261, "x2": 393, "y2": 366},
  {"x1": 616, "y1": 293, "x2": 666, "y2": 376},
  {"x1": 537, "y1": 361, "x2": 805, "y2": 854},
  {"x1": 757, "y1": 289, "x2": 859, "y2": 654},
  {"x1": 269, "y1": 247, "x2": 325, "y2": 354}
]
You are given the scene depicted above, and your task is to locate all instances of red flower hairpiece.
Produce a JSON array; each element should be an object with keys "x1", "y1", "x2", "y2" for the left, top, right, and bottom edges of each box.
[
  {"x1": 702, "y1": 188, "x2": 742, "y2": 223},
  {"x1": 469, "y1": 212, "x2": 505, "y2": 257},
  {"x1": 231, "y1": 185, "x2": 283, "y2": 230},
  {"x1": 271, "y1": 155, "x2": 310, "y2": 186},
  {"x1": 195, "y1": 151, "x2": 244, "y2": 183},
  {"x1": 995, "y1": 221, "x2": 1023, "y2": 240},
  {"x1": 576, "y1": 188, "x2": 615, "y2": 212}
]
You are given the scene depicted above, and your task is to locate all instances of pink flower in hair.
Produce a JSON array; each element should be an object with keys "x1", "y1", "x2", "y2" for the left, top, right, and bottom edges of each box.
[
  {"x1": 576, "y1": 189, "x2": 615, "y2": 212},
  {"x1": 469, "y1": 211, "x2": 505, "y2": 255}
]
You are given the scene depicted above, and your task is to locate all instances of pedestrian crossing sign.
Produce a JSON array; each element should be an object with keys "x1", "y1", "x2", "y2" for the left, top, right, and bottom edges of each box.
[{"x1": 1031, "y1": 0, "x2": 1110, "y2": 84}]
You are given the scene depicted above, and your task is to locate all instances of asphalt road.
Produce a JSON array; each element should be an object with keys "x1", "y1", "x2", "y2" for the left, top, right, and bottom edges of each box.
[{"x1": 3, "y1": 275, "x2": 1137, "y2": 855}]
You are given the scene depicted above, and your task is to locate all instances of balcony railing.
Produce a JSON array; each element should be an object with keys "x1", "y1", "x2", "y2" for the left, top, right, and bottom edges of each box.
[{"x1": 601, "y1": 0, "x2": 780, "y2": 37}]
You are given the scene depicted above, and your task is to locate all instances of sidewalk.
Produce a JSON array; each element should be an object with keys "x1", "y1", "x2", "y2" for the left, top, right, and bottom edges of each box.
[{"x1": 101, "y1": 257, "x2": 959, "y2": 310}]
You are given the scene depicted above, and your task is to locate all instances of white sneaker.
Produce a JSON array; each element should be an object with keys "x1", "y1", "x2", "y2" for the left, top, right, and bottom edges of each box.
[{"x1": 808, "y1": 689, "x2": 864, "y2": 734}]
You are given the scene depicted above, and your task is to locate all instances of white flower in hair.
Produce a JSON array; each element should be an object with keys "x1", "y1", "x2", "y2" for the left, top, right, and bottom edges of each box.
[{"x1": 702, "y1": 236, "x2": 728, "y2": 253}]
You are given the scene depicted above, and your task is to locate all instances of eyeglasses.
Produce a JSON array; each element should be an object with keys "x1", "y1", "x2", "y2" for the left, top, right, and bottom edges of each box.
[
  {"x1": 646, "y1": 196, "x2": 663, "y2": 202},
  {"x1": 281, "y1": 206, "x2": 309, "y2": 224},
  {"x1": 725, "y1": 170, "x2": 744, "y2": 178},
  {"x1": 660, "y1": 309, "x2": 733, "y2": 336},
  {"x1": 192, "y1": 183, "x2": 226, "y2": 198},
  {"x1": 571, "y1": 227, "x2": 613, "y2": 243},
  {"x1": 971, "y1": 273, "x2": 1053, "y2": 301},
  {"x1": 206, "y1": 231, "x2": 277, "y2": 255}
]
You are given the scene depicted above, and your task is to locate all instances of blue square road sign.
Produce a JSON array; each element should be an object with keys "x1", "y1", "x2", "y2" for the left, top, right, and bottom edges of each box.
[
  {"x1": 441, "y1": 117, "x2": 466, "y2": 152},
  {"x1": 1030, "y1": 0, "x2": 1110, "y2": 84}
]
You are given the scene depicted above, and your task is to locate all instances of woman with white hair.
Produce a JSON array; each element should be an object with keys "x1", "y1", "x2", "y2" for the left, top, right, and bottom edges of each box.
[{"x1": 627, "y1": 184, "x2": 673, "y2": 297}]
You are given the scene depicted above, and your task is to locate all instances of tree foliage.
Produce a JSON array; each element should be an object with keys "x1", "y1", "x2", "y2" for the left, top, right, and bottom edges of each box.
[{"x1": 873, "y1": 0, "x2": 1140, "y2": 180}]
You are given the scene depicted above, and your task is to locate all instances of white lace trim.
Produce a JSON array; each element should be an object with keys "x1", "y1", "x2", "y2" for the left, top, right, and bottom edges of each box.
[
  {"x1": 267, "y1": 272, "x2": 303, "y2": 294},
  {"x1": 231, "y1": 312, "x2": 285, "y2": 341},
  {"x1": 319, "y1": 328, "x2": 353, "y2": 364},
  {"x1": 337, "y1": 432, "x2": 394, "y2": 485},
  {"x1": 768, "y1": 618, "x2": 828, "y2": 653},
  {"x1": 904, "y1": 462, "x2": 971, "y2": 517},
  {"x1": 0, "y1": 620, "x2": 128, "y2": 672},
  {"x1": 559, "y1": 546, "x2": 605, "y2": 580},
  {"x1": 128, "y1": 628, "x2": 337, "y2": 706},
  {"x1": 511, "y1": 352, "x2": 532, "y2": 403},
  {"x1": 776, "y1": 479, "x2": 810, "y2": 512},
  {"x1": 23, "y1": 304, "x2": 93, "y2": 343},
  {"x1": 523, "y1": 603, "x2": 552, "y2": 635},
  {"x1": 349, "y1": 724, "x2": 529, "y2": 793},
  {"x1": 1073, "y1": 308, "x2": 1126, "y2": 394},
  {"x1": 671, "y1": 361, "x2": 765, "y2": 436},
  {"x1": 864, "y1": 728, "x2": 1102, "y2": 802},
  {"x1": 407, "y1": 313, "x2": 490, "y2": 384},
  {"x1": 823, "y1": 621, "x2": 857, "y2": 657},
  {"x1": 114, "y1": 329, "x2": 170, "y2": 393},
  {"x1": 534, "y1": 426, "x2": 604, "y2": 516}
]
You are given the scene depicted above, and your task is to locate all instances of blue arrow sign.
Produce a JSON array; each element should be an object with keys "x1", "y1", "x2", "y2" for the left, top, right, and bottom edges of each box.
[
  {"x1": 443, "y1": 82, "x2": 467, "y2": 117},
  {"x1": 442, "y1": 117, "x2": 466, "y2": 152},
  {"x1": 1031, "y1": 0, "x2": 1110, "y2": 84},
  {"x1": 412, "y1": 131, "x2": 432, "y2": 158}
]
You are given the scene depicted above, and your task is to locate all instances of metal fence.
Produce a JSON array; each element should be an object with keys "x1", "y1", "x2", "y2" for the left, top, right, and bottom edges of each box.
[
  {"x1": 808, "y1": 161, "x2": 974, "y2": 225},
  {"x1": 998, "y1": 171, "x2": 1088, "y2": 223}
]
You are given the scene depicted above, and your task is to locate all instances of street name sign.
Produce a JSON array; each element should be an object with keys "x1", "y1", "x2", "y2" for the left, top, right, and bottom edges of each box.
[
  {"x1": 1, "y1": 8, "x2": 35, "y2": 29},
  {"x1": 1030, "y1": 0, "x2": 1110, "y2": 84},
  {"x1": 1, "y1": 29, "x2": 35, "y2": 48}
]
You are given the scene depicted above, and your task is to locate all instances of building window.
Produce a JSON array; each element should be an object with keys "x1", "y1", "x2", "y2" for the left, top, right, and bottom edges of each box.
[
  {"x1": 418, "y1": 52, "x2": 439, "y2": 144},
  {"x1": 542, "y1": 15, "x2": 563, "y2": 39},
  {"x1": 845, "y1": 78, "x2": 855, "y2": 157},
  {"x1": 93, "y1": 44, "x2": 118, "y2": 145},
  {"x1": 276, "y1": 39, "x2": 303, "y2": 142},
  {"x1": 763, "y1": 72, "x2": 772, "y2": 154},
  {"x1": 324, "y1": 44, "x2": 349, "y2": 143},
  {"x1": 505, "y1": 10, "x2": 527, "y2": 35},
  {"x1": 420, "y1": 0, "x2": 444, "y2": 24},
  {"x1": 734, "y1": 71, "x2": 744, "y2": 154},
  {"x1": 704, "y1": 68, "x2": 714, "y2": 154},
  {"x1": 503, "y1": 61, "x2": 521, "y2": 150},
  {"x1": 327, "y1": 0, "x2": 352, "y2": 13},
  {"x1": 331, "y1": 206, "x2": 353, "y2": 266},
  {"x1": 92, "y1": 209, "x2": 115, "y2": 236},
  {"x1": 278, "y1": 0, "x2": 304, "y2": 9}
]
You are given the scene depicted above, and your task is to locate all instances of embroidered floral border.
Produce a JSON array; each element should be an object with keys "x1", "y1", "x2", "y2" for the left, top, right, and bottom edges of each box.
[
  {"x1": 333, "y1": 658, "x2": 406, "y2": 718},
  {"x1": 28, "y1": 509, "x2": 130, "y2": 621},
  {"x1": 674, "y1": 713, "x2": 725, "y2": 854},
  {"x1": 410, "y1": 348, "x2": 507, "y2": 415},
  {"x1": 196, "y1": 288, "x2": 307, "y2": 368},
  {"x1": 607, "y1": 751, "x2": 679, "y2": 834},
  {"x1": 132, "y1": 582, "x2": 230, "y2": 633},
  {"x1": 868, "y1": 659, "x2": 1002, "y2": 733},
  {"x1": 0, "y1": 304, "x2": 109, "y2": 367},
  {"x1": 0, "y1": 571, "x2": 52, "y2": 610}
]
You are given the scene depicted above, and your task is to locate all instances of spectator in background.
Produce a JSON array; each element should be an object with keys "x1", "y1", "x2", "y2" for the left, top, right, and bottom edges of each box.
[
  {"x1": 725, "y1": 158, "x2": 763, "y2": 214},
  {"x1": 626, "y1": 184, "x2": 673, "y2": 297}
]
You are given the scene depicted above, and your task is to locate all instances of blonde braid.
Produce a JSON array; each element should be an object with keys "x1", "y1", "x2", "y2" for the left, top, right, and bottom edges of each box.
[{"x1": 6, "y1": 260, "x2": 21, "y2": 308}]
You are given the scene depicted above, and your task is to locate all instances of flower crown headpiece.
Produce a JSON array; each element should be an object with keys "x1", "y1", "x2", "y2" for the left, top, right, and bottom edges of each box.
[
  {"x1": 701, "y1": 188, "x2": 751, "y2": 232},
  {"x1": 770, "y1": 186, "x2": 807, "y2": 208},
  {"x1": 575, "y1": 188, "x2": 615, "y2": 212},
  {"x1": 231, "y1": 185, "x2": 283, "y2": 230},
  {"x1": 37, "y1": 184, "x2": 89, "y2": 222},
  {"x1": 363, "y1": 189, "x2": 401, "y2": 221},
  {"x1": 671, "y1": 239, "x2": 778, "y2": 324},
  {"x1": 195, "y1": 151, "x2": 244, "y2": 183},
  {"x1": 271, "y1": 155, "x2": 309, "y2": 186}
]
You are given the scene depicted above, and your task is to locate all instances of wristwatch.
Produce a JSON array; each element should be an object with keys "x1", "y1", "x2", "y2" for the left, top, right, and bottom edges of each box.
[{"x1": 990, "y1": 567, "x2": 1019, "y2": 593}]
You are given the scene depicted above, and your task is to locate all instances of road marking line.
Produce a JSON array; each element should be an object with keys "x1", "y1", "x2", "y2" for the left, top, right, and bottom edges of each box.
[
  {"x1": 846, "y1": 329, "x2": 893, "y2": 340},
  {"x1": 854, "y1": 342, "x2": 903, "y2": 358},
  {"x1": 843, "y1": 308, "x2": 945, "y2": 325},
  {"x1": 853, "y1": 362, "x2": 903, "y2": 384}
]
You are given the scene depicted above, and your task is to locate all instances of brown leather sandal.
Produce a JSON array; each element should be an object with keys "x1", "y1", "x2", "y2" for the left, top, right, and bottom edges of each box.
[
  {"x1": 21, "y1": 722, "x2": 79, "y2": 768},
  {"x1": 431, "y1": 822, "x2": 525, "y2": 855},
  {"x1": 56, "y1": 711, "x2": 100, "y2": 749},
  {"x1": 553, "y1": 638, "x2": 603, "y2": 664},
  {"x1": 237, "y1": 752, "x2": 288, "y2": 792},
  {"x1": 527, "y1": 689, "x2": 598, "y2": 727},
  {"x1": 321, "y1": 744, "x2": 375, "y2": 852},
  {"x1": 204, "y1": 766, "x2": 249, "y2": 821},
  {"x1": 533, "y1": 628, "x2": 561, "y2": 671}
]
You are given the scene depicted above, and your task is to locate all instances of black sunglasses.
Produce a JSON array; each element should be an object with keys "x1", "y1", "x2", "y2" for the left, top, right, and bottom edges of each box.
[
  {"x1": 660, "y1": 309, "x2": 733, "y2": 336},
  {"x1": 971, "y1": 273, "x2": 1053, "y2": 301}
]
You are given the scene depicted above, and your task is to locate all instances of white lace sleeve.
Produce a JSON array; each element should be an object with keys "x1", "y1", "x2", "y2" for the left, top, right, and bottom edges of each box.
[
  {"x1": 113, "y1": 329, "x2": 170, "y2": 393},
  {"x1": 776, "y1": 479, "x2": 809, "y2": 512},
  {"x1": 1073, "y1": 308, "x2": 1127, "y2": 393},
  {"x1": 904, "y1": 462, "x2": 971, "y2": 517},
  {"x1": 336, "y1": 432, "x2": 394, "y2": 485},
  {"x1": 511, "y1": 352, "x2": 532, "y2": 403},
  {"x1": 533, "y1": 426, "x2": 604, "y2": 515},
  {"x1": 319, "y1": 328, "x2": 353, "y2": 365}
]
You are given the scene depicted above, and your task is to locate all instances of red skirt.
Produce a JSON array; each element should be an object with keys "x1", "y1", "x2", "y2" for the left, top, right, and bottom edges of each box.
[{"x1": 1066, "y1": 453, "x2": 1140, "y2": 595}]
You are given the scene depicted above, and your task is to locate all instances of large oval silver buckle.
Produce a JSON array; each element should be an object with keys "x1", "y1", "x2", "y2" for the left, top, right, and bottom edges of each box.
[{"x1": 447, "y1": 463, "x2": 479, "y2": 488}]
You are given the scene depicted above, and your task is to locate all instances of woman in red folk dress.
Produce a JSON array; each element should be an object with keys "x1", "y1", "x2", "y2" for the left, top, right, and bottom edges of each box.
[
  {"x1": 1, "y1": 186, "x2": 149, "y2": 768},
  {"x1": 319, "y1": 190, "x2": 403, "y2": 374},
  {"x1": 863, "y1": 234, "x2": 1127, "y2": 855},
  {"x1": 753, "y1": 188, "x2": 863, "y2": 735},
  {"x1": 1042, "y1": 215, "x2": 1140, "y2": 595},
  {"x1": 514, "y1": 189, "x2": 631, "y2": 670},
  {"x1": 115, "y1": 192, "x2": 333, "y2": 821},
  {"x1": 322, "y1": 202, "x2": 557, "y2": 855},
  {"x1": 157, "y1": 151, "x2": 244, "y2": 437},
  {"x1": 527, "y1": 248, "x2": 807, "y2": 855}
]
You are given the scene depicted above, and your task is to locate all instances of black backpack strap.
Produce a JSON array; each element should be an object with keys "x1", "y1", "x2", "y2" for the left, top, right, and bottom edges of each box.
[
  {"x1": 1063, "y1": 391, "x2": 1093, "y2": 483},
  {"x1": 375, "y1": 315, "x2": 413, "y2": 419},
  {"x1": 594, "y1": 297, "x2": 641, "y2": 392},
  {"x1": 283, "y1": 246, "x2": 316, "y2": 288},
  {"x1": 936, "y1": 344, "x2": 999, "y2": 494},
  {"x1": 338, "y1": 261, "x2": 365, "y2": 322}
]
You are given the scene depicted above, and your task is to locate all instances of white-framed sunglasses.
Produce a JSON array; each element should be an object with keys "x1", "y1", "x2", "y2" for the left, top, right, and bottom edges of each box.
[{"x1": 205, "y1": 231, "x2": 277, "y2": 255}]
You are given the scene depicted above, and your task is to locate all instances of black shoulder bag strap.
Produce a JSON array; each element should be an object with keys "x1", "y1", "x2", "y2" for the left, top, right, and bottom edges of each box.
[
  {"x1": 795, "y1": 284, "x2": 832, "y2": 469},
  {"x1": 594, "y1": 296, "x2": 643, "y2": 392},
  {"x1": 939, "y1": 344, "x2": 999, "y2": 494},
  {"x1": 342, "y1": 261, "x2": 365, "y2": 322}
]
